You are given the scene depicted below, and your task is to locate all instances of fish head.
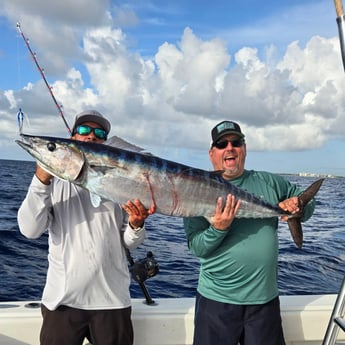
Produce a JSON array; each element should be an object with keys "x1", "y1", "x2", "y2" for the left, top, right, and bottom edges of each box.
[{"x1": 16, "y1": 134, "x2": 85, "y2": 181}]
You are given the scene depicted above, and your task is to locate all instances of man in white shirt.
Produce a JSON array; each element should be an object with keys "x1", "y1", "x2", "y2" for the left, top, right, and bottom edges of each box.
[{"x1": 18, "y1": 110, "x2": 154, "y2": 345}]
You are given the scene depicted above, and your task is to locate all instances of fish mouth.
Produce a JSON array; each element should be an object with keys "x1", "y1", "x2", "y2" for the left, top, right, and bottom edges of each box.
[
  {"x1": 16, "y1": 135, "x2": 42, "y2": 161},
  {"x1": 16, "y1": 134, "x2": 85, "y2": 181}
]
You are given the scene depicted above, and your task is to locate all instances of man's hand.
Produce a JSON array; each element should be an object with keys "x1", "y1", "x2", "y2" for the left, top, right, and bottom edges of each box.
[
  {"x1": 35, "y1": 165, "x2": 53, "y2": 185},
  {"x1": 122, "y1": 199, "x2": 156, "y2": 229},
  {"x1": 279, "y1": 196, "x2": 300, "y2": 222},
  {"x1": 212, "y1": 194, "x2": 241, "y2": 231}
]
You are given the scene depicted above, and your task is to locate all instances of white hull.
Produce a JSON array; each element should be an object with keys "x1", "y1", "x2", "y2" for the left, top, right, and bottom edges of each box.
[{"x1": 0, "y1": 295, "x2": 342, "y2": 345}]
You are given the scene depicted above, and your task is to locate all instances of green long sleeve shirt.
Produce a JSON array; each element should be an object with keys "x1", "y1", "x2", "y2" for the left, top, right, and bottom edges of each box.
[{"x1": 184, "y1": 170, "x2": 315, "y2": 305}]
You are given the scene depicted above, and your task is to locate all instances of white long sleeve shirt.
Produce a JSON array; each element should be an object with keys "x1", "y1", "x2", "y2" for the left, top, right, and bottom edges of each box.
[{"x1": 18, "y1": 175, "x2": 145, "y2": 311}]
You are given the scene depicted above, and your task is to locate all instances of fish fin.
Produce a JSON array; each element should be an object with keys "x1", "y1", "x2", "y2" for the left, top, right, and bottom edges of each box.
[
  {"x1": 287, "y1": 218, "x2": 303, "y2": 249},
  {"x1": 287, "y1": 178, "x2": 324, "y2": 249},
  {"x1": 105, "y1": 135, "x2": 153, "y2": 156},
  {"x1": 90, "y1": 192, "x2": 101, "y2": 208}
]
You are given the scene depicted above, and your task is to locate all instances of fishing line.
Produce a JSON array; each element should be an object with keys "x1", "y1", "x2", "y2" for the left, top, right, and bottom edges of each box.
[
  {"x1": 16, "y1": 22, "x2": 72, "y2": 135},
  {"x1": 15, "y1": 27, "x2": 27, "y2": 134},
  {"x1": 16, "y1": 28, "x2": 22, "y2": 92}
]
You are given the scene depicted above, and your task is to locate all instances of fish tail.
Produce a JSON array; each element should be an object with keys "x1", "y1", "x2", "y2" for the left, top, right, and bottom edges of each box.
[
  {"x1": 298, "y1": 178, "x2": 324, "y2": 207},
  {"x1": 287, "y1": 178, "x2": 324, "y2": 249},
  {"x1": 287, "y1": 218, "x2": 303, "y2": 249}
]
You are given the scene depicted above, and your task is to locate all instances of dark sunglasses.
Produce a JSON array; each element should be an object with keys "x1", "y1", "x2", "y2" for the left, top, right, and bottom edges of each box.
[
  {"x1": 212, "y1": 138, "x2": 244, "y2": 149},
  {"x1": 75, "y1": 125, "x2": 107, "y2": 140}
]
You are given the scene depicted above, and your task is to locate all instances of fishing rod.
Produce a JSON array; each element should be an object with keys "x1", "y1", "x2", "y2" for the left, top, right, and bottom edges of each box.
[
  {"x1": 125, "y1": 248, "x2": 158, "y2": 305},
  {"x1": 16, "y1": 22, "x2": 72, "y2": 134},
  {"x1": 334, "y1": 0, "x2": 345, "y2": 71}
]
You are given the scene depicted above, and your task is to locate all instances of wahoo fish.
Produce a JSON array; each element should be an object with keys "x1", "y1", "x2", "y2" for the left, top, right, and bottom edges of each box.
[{"x1": 16, "y1": 134, "x2": 323, "y2": 248}]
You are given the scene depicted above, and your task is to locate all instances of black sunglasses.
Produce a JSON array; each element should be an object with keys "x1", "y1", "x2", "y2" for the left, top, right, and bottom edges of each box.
[
  {"x1": 75, "y1": 125, "x2": 107, "y2": 140},
  {"x1": 212, "y1": 138, "x2": 244, "y2": 149}
]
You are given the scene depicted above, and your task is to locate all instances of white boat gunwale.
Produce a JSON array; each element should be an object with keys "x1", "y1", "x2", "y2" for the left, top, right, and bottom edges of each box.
[{"x1": 0, "y1": 295, "x2": 343, "y2": 345}]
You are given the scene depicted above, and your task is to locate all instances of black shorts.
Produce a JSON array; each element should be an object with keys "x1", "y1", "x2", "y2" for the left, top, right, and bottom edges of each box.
[
  {"x1": 40, "y1": 304, "x2": 133, "y2": 345},
  {"x1": 193, "y1": 292, "x2": 286, "y2": 345}
]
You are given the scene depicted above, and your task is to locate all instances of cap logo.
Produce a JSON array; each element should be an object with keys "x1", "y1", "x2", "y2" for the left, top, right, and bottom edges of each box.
[{"x1": 216, "y1": 121, "x2": 236, "y2": 134}]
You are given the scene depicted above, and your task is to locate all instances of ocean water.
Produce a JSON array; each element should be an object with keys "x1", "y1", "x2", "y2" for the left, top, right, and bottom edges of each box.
[{"x1": 0, "y1": 159, "x2": 345, "y2": 302}]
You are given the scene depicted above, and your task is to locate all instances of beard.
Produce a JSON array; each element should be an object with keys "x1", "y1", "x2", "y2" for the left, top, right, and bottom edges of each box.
[{"x1": 222, "y1": 165, "x2": 242, "y2": 180}]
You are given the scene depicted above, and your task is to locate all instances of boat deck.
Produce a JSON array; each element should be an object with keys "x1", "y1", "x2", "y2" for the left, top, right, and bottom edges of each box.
[{"x1": 0, "y1": 295, "x2": 344, "y2": 345}]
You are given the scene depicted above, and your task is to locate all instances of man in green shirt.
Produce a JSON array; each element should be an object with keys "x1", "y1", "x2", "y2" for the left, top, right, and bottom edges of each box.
[{"x1": 184, "y1": 120, "x2": 316, "y2": 345}]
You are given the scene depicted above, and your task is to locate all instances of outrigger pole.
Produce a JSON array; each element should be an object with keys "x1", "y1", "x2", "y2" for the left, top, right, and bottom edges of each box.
[
  {"x1": 16, "y1": 22, "x2": 72, "y2": 135},
  {"x1": 334, "y1": 0, "x2": 345, "y2": 71}
]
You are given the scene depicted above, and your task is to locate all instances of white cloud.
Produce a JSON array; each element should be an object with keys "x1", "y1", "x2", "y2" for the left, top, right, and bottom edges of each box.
[
  {"x1": 0, "y1": 0, "x2": 345, "y2": 174},
  {"x1": 2, "y1": 0, "x2": 109, "y2": 25}
]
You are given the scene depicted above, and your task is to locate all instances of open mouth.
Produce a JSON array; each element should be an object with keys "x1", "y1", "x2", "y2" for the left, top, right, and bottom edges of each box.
[{"x1": 224, "y1": 155, "x2": 235, "y2": 162}]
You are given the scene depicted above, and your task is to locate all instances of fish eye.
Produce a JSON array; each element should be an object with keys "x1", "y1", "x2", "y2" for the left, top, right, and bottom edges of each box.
[{"x1": 47, "y1": 142, "x2": 56, "y2": 152}]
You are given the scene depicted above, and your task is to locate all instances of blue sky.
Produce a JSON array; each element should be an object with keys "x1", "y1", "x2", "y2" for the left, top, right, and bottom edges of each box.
[{"x1": 0, "y1": 0, "x2": 344, "y2": 176}]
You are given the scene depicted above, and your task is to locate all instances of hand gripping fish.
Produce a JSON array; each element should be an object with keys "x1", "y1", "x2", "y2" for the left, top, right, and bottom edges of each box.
[{"x1": 16, "y1": 134, "x2": 323, "y2": 248}]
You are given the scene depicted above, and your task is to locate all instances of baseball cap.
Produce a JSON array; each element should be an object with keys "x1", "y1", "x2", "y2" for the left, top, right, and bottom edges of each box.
[
  {"x1": 71, "y1": 110, "x2": 111, "y2": 135},
  {"x1": 211, "y1": 120, "x2": 245, "y2": 144}
]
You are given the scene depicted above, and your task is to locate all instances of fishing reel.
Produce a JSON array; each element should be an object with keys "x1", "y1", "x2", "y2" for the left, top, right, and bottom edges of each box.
[{"x1": 130, "y1": 251, "x2": 160, "y2": 283}]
